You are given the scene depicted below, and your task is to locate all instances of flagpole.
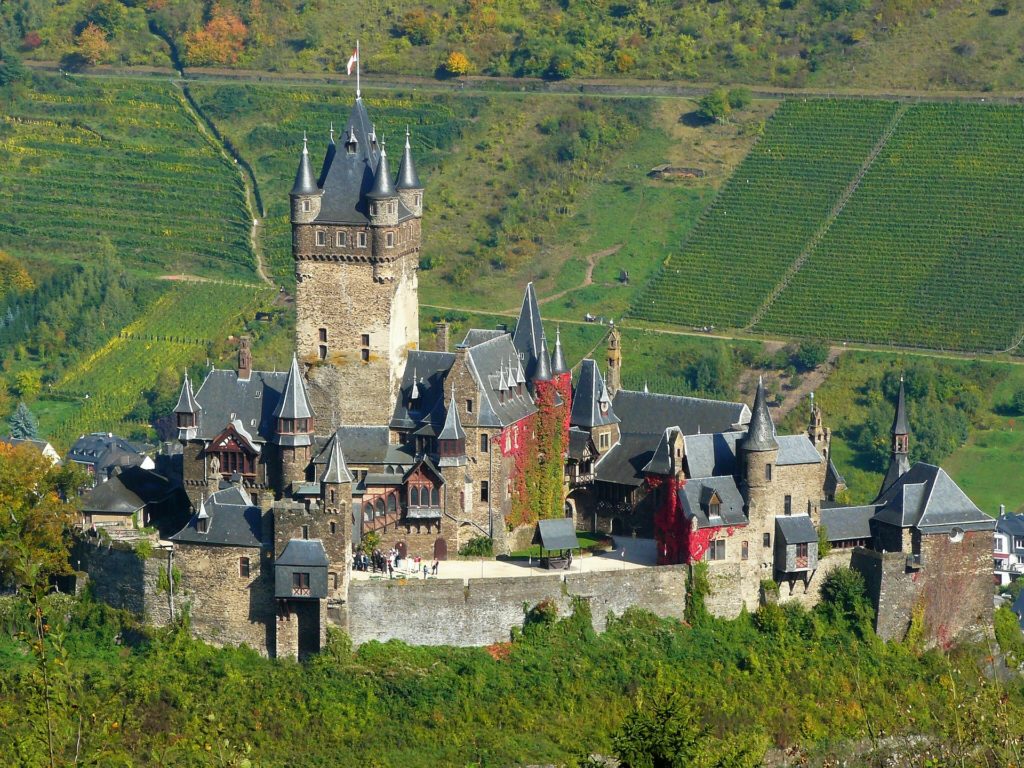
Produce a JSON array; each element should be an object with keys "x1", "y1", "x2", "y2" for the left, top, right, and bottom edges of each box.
[{"x1": 356, "y1": 39, "x2": 361, "y2": 99}]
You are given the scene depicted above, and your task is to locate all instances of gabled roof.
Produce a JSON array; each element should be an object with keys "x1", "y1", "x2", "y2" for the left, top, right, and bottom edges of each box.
[
  {"x1": 464, "y1": 335, "x2": 537, "y2": 428},
  {"x1": 613, "y1": 390, "x2": 748, "y2": 438},
  {"x1": 997, "y1": 514, "x2": 1024, "y2": 537},
  {"x1": 872, "y1": 463, "x2": 994, "y2": 534},
  {"x1": 320, "y1": 433, "x2": 353, "y2": 483},
  {"x1": 173, "y1": 373, "x2": 199, "y2": 414},
  {"x1": 391, "y1": 349, "x2": 456, "y2": 432},
  {"x1": 567, "y1": 427, "x2": 597, "y2": 461},
  {"x1": 594, "y1": 435, "x2": 651, "y2": 487},
  {"x1": 277, "y1": 538, "x2": 329, "y2": 568},
  {"x1": 570, "y1": 359, "x2": 619, "y2": 429},
  {"x1": 438, "y1": 392, "x2": 466, "y2": 441},
  {"x1": 683, "y1": 432, "x2": 743, "y2": 479},
  {"x1": 739, "y1": 377, "x2": 778, "y2": 452},
  {"x1": 775, "y1": 515, "x2": 818, "y2": 546},
  {"x1": 272, "y1": 355, "x2": 314, "y2": 433},
  {"x1": 170, "y1": 485, "x2": 263, "y2": 548},
  {"x1": 192, "y1": 369, "x2": 289, "y2": 443},
  {"x1": 67, "y1": 433, "x2": 148, "y2": 472},
  {"x1": 534, "y1": 518, "x2": 580, "y2": 551},
  {"x1": 396, "y1": 127, "x2": 421, "y2": 190},
  {"x1": 512, "y1": 282, "x2": 546, "y2": 381},
  {"x1": 460, "y1": 329, "x2": 506, "y2": 348},
  {"x1": 642, "y1": 427, "x2": 681, "y2": 475},
  {"x1": 820, "y1": 504, "x2": 874, "y2": 541},
  {"x1": 679, "y1": 476, "x2": 746, "y2": 529},
  {"x1": 776, "y1": 435, "x2": 823, "y2": 466},
  {"x1": 80, "y1": 475, "x2": 145, "y2": 515},
  {"x1": 291, "y1": 135, "x2": 319, "y2": 196}
]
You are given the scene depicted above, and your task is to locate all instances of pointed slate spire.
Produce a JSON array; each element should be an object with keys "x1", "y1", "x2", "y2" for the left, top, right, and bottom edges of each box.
[
  {"x1": 274, "y1": 354, "x2": 314, "y2": 421},
  {"x1": 174, "y1": 372, "x2": 199, "y2": 415},
  {"x1": 892, "y1": 377, "x2": 909, "y2": 436},
  {"x1": 291, "y1": 132, "x2": 319, "y2": 196},
  {"x1": 741, "y1": 376, "x2": 778, "y2": 452},
  {"x1": 367, "y1": 144, "x2": 397, "y2": 199},
  {"x1": 321, "y1": 433, "x2": 354, "y2": 484},
  {"x1": 396, "y1": 126, "x2": 422, "y2": 190},
  {"x1": 512, "y1": 282, "x2": 545, "y2": 379},
  {"x1": 533, "y1": 333, "x2": 552, "y2": 383},
  {"x1": 318, "y1": 122, "x2": 337, "y2": 187},
  {"x1": 438, "y1": 391, "x2": 466, "y2": 442},
  {"x1": 551, "y1": 326, "x2": 569, "y2": 375}
]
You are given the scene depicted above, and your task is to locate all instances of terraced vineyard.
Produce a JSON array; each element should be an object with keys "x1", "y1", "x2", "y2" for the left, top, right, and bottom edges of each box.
[
  {"x1": 758, "y1": 103, "x2": 1024, "y2": 351},
  {"x1": 0, "y1": 75, "x2": 254, "y2": 280},
  {"x1": 633, "y1": 99, "x2": 1024, "y2": 352},
  {"x1": 45, "y1": 282, "x2": 271, "y2": 447},
  {"x1": 633, "y1": 100, "x2": 902, "y2": 329}
]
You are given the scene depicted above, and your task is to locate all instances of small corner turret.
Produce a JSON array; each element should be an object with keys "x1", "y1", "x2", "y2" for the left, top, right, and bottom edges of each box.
[
  {"x1": 396, "y1": 126, "x2": 424, "y2": 218},
  {"x1": 438, "y1": 390, "x2": 467, "y2": 466},
  {"x1": 291, "y1": 133, "x2": 321, "y2": 223},
  {"x1": 879, "y1": 376, "x2": 911, "y2": 496},
  {"x1": 606, "y1": 324, "x2": 622, "y2": 397},
  {"x1": 173, "y1": 371, "x2": 199, "y2": 441},
  {"x1": 367, "y1": 144, "x2": 399, "y2": 227}
]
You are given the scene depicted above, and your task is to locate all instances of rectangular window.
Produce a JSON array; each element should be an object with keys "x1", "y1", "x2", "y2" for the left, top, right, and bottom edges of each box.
[
  {"x1": 358, "y1": 232, "x2": 367, "y2": 247},
  {"x1": 707, "y1": 540, "x2": 725, "y2": 561},
  {"x1": 360, "y1": 349, "x2": 369, "y2": 362},
  {"x1": 239, "y1": 557, "x2": 250, "y2": 577},
  {"x1": 302, "y1": 525, "x2": 309, "y2": 540},
  {"x1": 197, "y1": 517, "x2": 208, "y2": 533},
  {"x1": 316, "y1": 230, "x2": 326, "y2": 246},
  {"x1": 336, "y1": 231, "x2": 347, "y2": 247},
  {"x1": 319, "y1": 328, "x2": 328, "y2": 343},
  {"x1": 292, "y1": 572, "x2": 310, "y2": 589},
  {"x1": 599, "y1": 432, "x2": 610, "y2": 450},
  {"x1": 480, "y1": 433, "x2": 489, "y2": 453},
  {"x1": 784, "y1": 495, "x2": 792, "y2": 515},
  {"x1": 709, "y1": 501, "x2": 721, "y2": 518},
  {"x1": 319, "y1": 345, "x2": 327, "y2": 361},
  {"x1": 466, "y1": 399, "x2": 474, "y2": 414},
  {"x1": 330, "y1": 520, "x2": 336, "y2": 534},
  {"x1": 765, "y1": 464, "x2": 772, "y2": 482},
  {"x1": 302, "y1": 199, "x2": 311, "y2": 212},
  {"x1": 763, "y1": 532, "x2": 771, "y2": 548},
  {"x1": 385, "y1": 232, "x2": 394, "y2": 248},
  {"x1": 480, "y1": 481, "x2": 489, "y2": 502},
  {"x1": 796, "y1": 542, "x2": 809, "y2": 558},
  {"x1": 1015, "y1": 536, "x2": 1024, "y2": 550},
  {"x1": 741, "y1": 541, "x2": 749, "y2": 561},
  {"x1": 361, "y1": 334, "x2": 370, "y2": 346}
]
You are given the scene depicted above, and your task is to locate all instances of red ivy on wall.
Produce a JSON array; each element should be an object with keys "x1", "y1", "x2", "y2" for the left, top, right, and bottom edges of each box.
[
  {"x1": 503, "y1": 380, "x2": 567, "y2": 528},
  {"x1": 650, "y1": 474, "x2": 742, "y2": 565}
]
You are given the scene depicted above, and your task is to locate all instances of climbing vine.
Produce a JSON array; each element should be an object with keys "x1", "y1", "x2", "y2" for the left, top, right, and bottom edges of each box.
[{"x1": 506, "y1": 381, "x2": 566, "y2": 528}]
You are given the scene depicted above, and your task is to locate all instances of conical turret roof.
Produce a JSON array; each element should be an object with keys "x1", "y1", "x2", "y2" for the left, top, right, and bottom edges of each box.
[
  {"x1": 438, "y1": 392, "x2": 466, "y2": 441},
  {"x1": 533, "y1": 334, "x2": 552, "y2": 383},
  {"x1": 317, "y1": 123, "x2": 337, "y2": 188},
  {"x1": 367, "y1": 145, "x2": 397, "y2": 199},
  {"x1": 892, "y1": 377, "x2": 909, "y2": 436},
  {"x1": 173, "y1": 372, "x2": 199, "y2": 414},
  {"x1": 320, "y1": 433, "x2": 353, "y2": 484},
  {"x1": 740, "y1": 377, "x2": 778, "y2": 452},
  {"x1": 551, "y1": 327, "x2": 569, "y2": 375},
  {"x1": 396, "y1": 126, "x2": 422, "y2": 190},
  {"x1": 291, "y1": 133, "x2": 319, "y2": 196},
  {"x1": 273, "y1": 354, "x2": 313, "y2": 421}
]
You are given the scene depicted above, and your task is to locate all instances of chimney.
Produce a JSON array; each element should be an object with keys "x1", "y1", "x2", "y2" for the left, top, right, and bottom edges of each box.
[
  {"x1": 238, "y1": 336, "x2": 252, "y2": 380},
  {"x1": 1000, "y1": 504, "x2": 1007, "y2": 517},
  {"x1": 435, "y1": 321, "x2": 449, "y2": 353}
]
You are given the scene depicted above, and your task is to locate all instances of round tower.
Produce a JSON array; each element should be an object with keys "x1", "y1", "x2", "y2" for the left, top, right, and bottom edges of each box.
[
  {"x1": 396, "y1": 127, "x2": 424, "y2": 218},
  {"x1": 739, "y1": 377, "x2": 779, "y2": 516},
  {"x1": 290, "y1": 133, "x2": 321, "y2": 224}
]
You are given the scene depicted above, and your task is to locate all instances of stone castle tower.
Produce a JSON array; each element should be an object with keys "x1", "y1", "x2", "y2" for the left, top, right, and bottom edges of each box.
[
  {"x1": 290, "y1": 100, "x2": 424, "y2": 430},
  {"x1": 606, "y1": 325, "x2": 621, "y2": 397}
]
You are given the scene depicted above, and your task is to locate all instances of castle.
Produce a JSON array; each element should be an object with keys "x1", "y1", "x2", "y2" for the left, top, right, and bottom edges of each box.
[{"x1": 92, "y1": 90, "x2": 994, "y2": 658}]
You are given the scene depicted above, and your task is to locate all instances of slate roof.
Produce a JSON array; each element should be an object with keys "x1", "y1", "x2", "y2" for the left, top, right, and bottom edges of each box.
[
  {"x1": 613, "y1": 390, "x2": 749, "y2": 438},
  {"x1": 80, "y1": 475, "x2": 144, "y2": 515},
  {"x1": 391, "y1": 350, "x2": 455, "y2": 432},
  {"x1": 461, "y1": 329, "x2": 506, "y2": 348},
  {"x1": 67, "y1": 433, "x2": 148, "y2": 473},
  {"x1": 1, "y1": 436, "x2": 58, "y2": 460},
  {"x1": 170, "y1": 486, "x2": 263, "y2": 548},
  {"x1": 551, "y1": 327, "x2": 569, "y2": 375},
  {"x1": 317, "y1": 126, "x2": 336, "y2": 187},
  {"x1": 193, "y1": 369, "x2": 289, "y2": 443},
  {"x1": 776, "y1": 435, "x2": 824, "y2": 466},
  {"x1": 173, "y1": 373, "x2": 199, "y2": 415},
  {"x1": 997, "y1": 514, "x2": 1024, "y2": 538},
  {"x1": 679, "y1": 476, "x2": 746, "y2": 529},
  {"x1": 641, "y1": 427, "x2": 681, "y2": 475},
  {"x1": 872, "y1": 463, "x2": 994, "y2": 534},
  {"x1": 314, "y1": 98, "x2": 413, "y2": 225},
  {"x1": 464, "y1": 335, "x2": 537, "y2": 428},
  {"x1": 892, "y1": 378, "x2": 910, "y2": 435},
  {"x1": 534, "y1": 518, "x2": 580, "y2": 551},
  {"x1": 820, "y1": 504, "x2": 874, "y2": 542},
  {"x1": 567, "y1": 427, "x2": 595, "y2": 461},
  {"x1": 367, "y1": 146, "x2": 397, "y2": 199},
  {"x1": 571, "y1": 360, "x2": 619, "y2": 429},
  {"x1": 395, "y1": 128, "x2": 421, "y2": 190},
  {"x1": 512, "y1": 283, "x2": 546, "y2": 381},
  {"x1": 277, "y1": 538, "x2": 329, "y2": 568},
  {"x1": 595, "y1": 435, "x2": 653, "y2": 487},
  {"x1": 274, "y1": 355, "x2": 313, "y2": 421},
  {"x1": 438, "y1": 392, "x2": 466, "y2": 441},
  {"x1": 775, "y1": 515, "x2": 818, "y2": 546},
  {"x1": 327, "y1": 426, "x2": 414, "y2": 466},
  {"x1": 739, "y1": 377, "x2": 778, "y2": 452},
  {"x1": 683, "y1": 432, "x2": 743, "y2": 479},
  {"x1": 291, "y1": 136, "x2": 318, "y2": 196},
  {"x1": 320, "y1": 433, "x2": 354, "y2": 484}
]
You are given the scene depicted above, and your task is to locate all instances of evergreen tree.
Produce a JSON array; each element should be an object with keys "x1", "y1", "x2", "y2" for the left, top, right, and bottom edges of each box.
[{"x1": 8, "y1": 401, "x2": 39, "y2": 440}]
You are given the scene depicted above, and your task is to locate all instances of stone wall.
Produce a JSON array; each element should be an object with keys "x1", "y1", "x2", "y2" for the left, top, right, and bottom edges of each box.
[
  {"x1": 74, "y1": 540, "x2": 173, "y2": 625},
  {"x1": 778, "y1": 550, "x2": 853, "y2": 609},
  {"x1": 345, "y1": 564, "x2": 689, "y2": 647}
]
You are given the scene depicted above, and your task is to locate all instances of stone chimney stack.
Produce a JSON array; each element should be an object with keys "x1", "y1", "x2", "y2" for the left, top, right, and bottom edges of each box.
[
  {"x1": 435, "y1": 321, "x2": 450, "y2": 353},
  {"x1": 238, "y1": 336, "x2": 252, "y2": 381}
]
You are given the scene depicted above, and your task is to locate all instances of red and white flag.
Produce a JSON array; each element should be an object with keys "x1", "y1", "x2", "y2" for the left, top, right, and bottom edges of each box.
[{"x1": 346, "y1": 46, "x2": 359, "y2": 75}]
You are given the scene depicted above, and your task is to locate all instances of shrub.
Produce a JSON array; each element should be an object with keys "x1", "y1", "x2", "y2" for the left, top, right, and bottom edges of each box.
[
  {"x1": 459, "y1": 536, "x2": 493, "y2": 557},
  {"x1": 697, "y1": 87, "x2": 731, "y2": 122},
  {"x1": 443, "y1": 51, "x2": 470, "y2": 76},
  {"x1": 727, "y1": 87, "x2": 753, "y2": 110},
  {"x1": 0, "y1": 43, "x2": 27, "y2": 85},
  {"x1": 525, "y1": 597, "x2": 558, "y2": 626},
  {"x1": 995, "y1": 605, "x2": 1024, "y2": 665},
  {"x1": 793, "y1": 340, "x2": 829, "y2": 372}
]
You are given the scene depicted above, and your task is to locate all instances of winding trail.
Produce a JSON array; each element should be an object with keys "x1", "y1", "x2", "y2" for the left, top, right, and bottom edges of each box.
[
  {"x1": 171, "y1": 81, "x2": 273, "y2": 288},
  {"x1": 502, "y1": 244, "x2": 623, "y2": 313}
]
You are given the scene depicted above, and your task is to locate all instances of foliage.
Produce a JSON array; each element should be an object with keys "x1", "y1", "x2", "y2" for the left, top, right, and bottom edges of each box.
[
  {"x1": 0, "y1": 40, "x2": 25, "y2": 85},
  {"x1": 0, "y1": 249, "x2": 33, "y2": 299},
  {"x1": 697, "y1": 88, "x2": 731, "y2": 123},
  {"x1": 818, "y1": 567, "x2": 872, "y2": 633},
  {"x1": 75, "y1": 21, "x2": 111, "y2": 64},
  {"x1": 458, "y1": 535, "x2": 493, "y2": 557},
  {"x1": 817, "y1": 524, "x2": 832, "y2": 558},
  {"x1": 685, "y1": 562, "x2": 710, "y2": 626},
  {"x1": 8, "y1": 400, "x2": 39, "y2": 439},
  {"x1": 183, "y1": 4, "x2": 248, "y2": 66},
  {"x1": 442, "y1": 50, "x2": 470, "y2": 76},
  {"x1": 1012, "y1": 385, "x2": 1024, "y2": 416},
  {"x1": 727, "y1": 87, "x2": 753, "y2": 111},
  {"x1": 994, "y1": 605, "x2": 1024, "y2": 666},
  {"x1": 508, "y1": 380, "x2": 566, "y2": 527},
  {"x1": 794, "y1": 340, "x2": 829, "y2": 372},
  {"x1": 0, "y1": 442, "x2": 83, "y2": 590},
  {"x1": 524, "y1": 597, "x2": 558, "y2": 627},
  {"x1": 358, "y1": 530, "x2": 381, "y2": 556}
]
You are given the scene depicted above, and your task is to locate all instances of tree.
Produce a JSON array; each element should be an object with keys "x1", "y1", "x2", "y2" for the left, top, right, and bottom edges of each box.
[
  {"x1": 75, "y1": 22, "x2": 112, "y2": 65},
  {"x1": 443, "y1": 50, "x2": 470, "y2": 76},
  {"x1": 727, "y1": 87, "x2": 753, "y2": 110},
  {"x1": 0, "y1": 42, "x2": 27, "y2": 86},
  {"x1": 792, "y1": 340, "x2": 829, "y2": 372},
  {"x1": 1012, "y1": 386, "x2": 1024, "y2": 416},
  {"x1": 0, "y1": 249, "x2": 33, "y2": 299},
  {"x1": 13, "y1": 369, "x2": 41, "y2": 399},
  {"x1": 8, "y1": 400, "x2": 39, "y2": 440},
  {"x1": 696, "y1": 88, "x2": 731, "y2": 122},
  {"x1": 183, "y1": 4, "x2": 249, "y2": 66}
]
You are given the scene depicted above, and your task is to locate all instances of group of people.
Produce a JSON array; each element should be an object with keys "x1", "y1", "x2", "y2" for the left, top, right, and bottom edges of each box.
[{"x1": 354, "y1": 548, "x2": 440, "y2": 579}]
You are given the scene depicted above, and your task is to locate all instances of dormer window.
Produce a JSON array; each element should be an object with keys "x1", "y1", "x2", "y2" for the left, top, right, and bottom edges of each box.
[
  {"x1": 709, "y1": 501, "x2": 720, "y2": 519},
  {"x1": 197, "y1": 517, "x2": 208, "y2": 534}
]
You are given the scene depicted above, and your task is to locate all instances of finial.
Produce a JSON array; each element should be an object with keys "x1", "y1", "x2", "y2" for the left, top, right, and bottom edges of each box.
[
  {"x1": 302, "y1": 131, "x2": 308, "y2": 153},
  {"x1": 405, "y1": 125, "x2": 411, "y2": 149},
  {"x1": 643, "y1": 381, "x2": 649, "y2": 393},
  {"x1": 329, "y1": 122, "x2": 335, "y2": 141}
]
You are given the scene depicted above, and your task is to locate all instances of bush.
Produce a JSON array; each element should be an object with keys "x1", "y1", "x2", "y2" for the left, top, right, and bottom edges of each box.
[
  {"x1": 524, "y1": 597, "x2": 558, "y2": 627},
  {"x1": 697, "y1": 87, "x2": 731, "y2": 122},
  {"x1": 818, "y1": 567, "x2": 872, "y2": 631},
  {"x1": 458, "y1": 536, "x2": 493, "y2": 557},
  {"x1": 442, "y1": 51, "x2": 470, "y2": 76},
  {"x1": 1012, "y1": 386, "x2": 1024, "y2": 416},
  {"x1": 995, "y1": 605, "x2": 1024, "y2": 665},
  {"x1": 727, "y1": 87, "x2": 753, "y2": 110},
  {"x1": 0, "y1": 43, "x2": 26, "y2": 86},
  {"x1": 793, "y1": 340, "x2": 829, "y2": 372}
]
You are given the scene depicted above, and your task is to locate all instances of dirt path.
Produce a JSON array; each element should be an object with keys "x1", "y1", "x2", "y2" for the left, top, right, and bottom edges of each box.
[
  {"x1": 503, "y1": 244, "x2": 623, "y2": 313},
  {"x1": 159, "y1": 274, "x2": 265, "y2": 289}
]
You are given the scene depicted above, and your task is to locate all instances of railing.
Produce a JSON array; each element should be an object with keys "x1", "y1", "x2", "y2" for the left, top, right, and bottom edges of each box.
[
  {"x1": 566, "y1": 472, "x2": 594, "y2": 487},
  {"x1": 795, "y1": 554, "x2": 809, "y2": 569},
  {"x1": 292, "y1": 587, "x2": 311, "y2": 597}
]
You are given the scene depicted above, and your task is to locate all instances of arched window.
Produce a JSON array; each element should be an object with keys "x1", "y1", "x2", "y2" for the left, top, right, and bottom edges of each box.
[
  {"x1": 375, "y1": 498, "x2": 385, "y2": 516},
  {"x1": 430, "y1": 486, "x2": 439, "y2": 506},
  {"x1": 387, "y1": 494, "x2": 397, "y2": 513},
  {"x1": 411, "y1": 486, "x2": 420, "y2": 506}
]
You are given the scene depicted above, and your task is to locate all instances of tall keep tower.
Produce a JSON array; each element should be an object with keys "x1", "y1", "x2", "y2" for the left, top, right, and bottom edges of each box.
[{"x1": 291, "y1": 97, "x2": 422, "y2": 430}]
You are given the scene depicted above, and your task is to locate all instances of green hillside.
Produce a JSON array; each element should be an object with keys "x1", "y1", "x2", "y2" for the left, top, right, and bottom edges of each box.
[{"x1": 634, "y1": 99, "x2": 1024, "y2": 352}]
